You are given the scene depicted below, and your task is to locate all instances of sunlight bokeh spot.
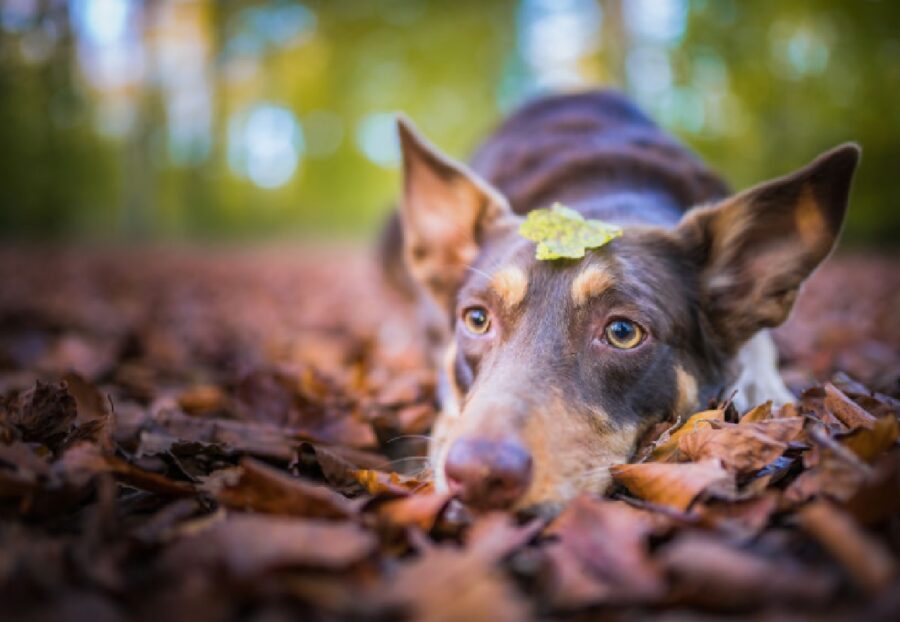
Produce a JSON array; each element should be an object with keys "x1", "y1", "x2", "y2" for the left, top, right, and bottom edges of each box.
[
  {"x1": 228, "y1": 104, "x2": 304, "y2": 189},
  {"x1": 226, "y1": 1, "x2": 316, "y2": 58},
  {"x1": 624, "y1": 0, "x2": 688, "y2": 44},
  {"x1": 72, "y1": 0, "x2": 130, "y2": 47},
  {"x1": 356, "y1": 112, "x2": 400, "y2": 169},
  {"x1": 518, "y1": 0, "x2": 602, "y2": 89}
]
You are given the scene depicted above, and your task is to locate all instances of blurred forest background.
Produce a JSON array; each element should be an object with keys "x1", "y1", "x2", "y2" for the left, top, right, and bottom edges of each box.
[{"x1": 0, "y1": 0, "x2": 897, "y2": 245}]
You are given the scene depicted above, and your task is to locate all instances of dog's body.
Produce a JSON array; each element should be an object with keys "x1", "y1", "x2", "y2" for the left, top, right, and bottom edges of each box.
[{"x1": 382, "y1": 91, "x2": 858, "y2": 513}]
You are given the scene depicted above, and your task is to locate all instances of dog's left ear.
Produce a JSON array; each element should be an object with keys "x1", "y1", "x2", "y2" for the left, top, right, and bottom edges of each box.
[
  {"x1": 678, "y1": 143, "x2": 860, "y2": 351},
  {"x1": 397, "y1": 116, "x2": 515, "y2": 312}
]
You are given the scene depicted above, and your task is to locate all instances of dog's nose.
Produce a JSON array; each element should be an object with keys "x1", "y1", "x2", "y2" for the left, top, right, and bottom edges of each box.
[{"x1": 444, "y1": 438, "x2": 533, "y2": 510}]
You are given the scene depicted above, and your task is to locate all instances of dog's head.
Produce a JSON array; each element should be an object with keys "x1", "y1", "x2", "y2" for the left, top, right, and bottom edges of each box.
[{"x1": 396, "y1": 118, "x2": 859, "y2": 513}]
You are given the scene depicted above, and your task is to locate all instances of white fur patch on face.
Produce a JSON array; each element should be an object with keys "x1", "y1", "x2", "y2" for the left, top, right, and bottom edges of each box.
[
  {"x1": 490, "y1": 266, "x2": 528, "y2": 309},
  {"x1": 571, "y1": 265, "x2": 614, "y2": 307}
]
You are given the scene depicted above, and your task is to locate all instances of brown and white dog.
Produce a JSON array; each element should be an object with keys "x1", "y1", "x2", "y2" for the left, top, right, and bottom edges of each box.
[{"x1": 380, "y1": 91, "x2": 859, "y2": 513}]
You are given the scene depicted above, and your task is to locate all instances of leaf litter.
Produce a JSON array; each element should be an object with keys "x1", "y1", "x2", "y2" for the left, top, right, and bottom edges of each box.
[{"x1": 0, "y1": 247, "x2": 898, "y2": 621}]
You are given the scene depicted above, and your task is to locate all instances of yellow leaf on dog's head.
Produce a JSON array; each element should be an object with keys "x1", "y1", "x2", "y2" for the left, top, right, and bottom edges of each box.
[{"x1": 519, "y1": 203, "x2": 622, "y2": 260}]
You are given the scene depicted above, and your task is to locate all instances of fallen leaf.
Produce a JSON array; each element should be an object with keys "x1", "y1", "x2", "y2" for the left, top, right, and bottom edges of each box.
[
  {"x1": 375, "y1": 513, "x2": 538, "y2": 622},
  {"x1": 519, "y1": 203, "x2": 622, "y2": 260},
  {"x1": 678, "y1": 417, "x2": 803, "y2": 474},
  {"x1": 354, "y1": 468, "x2": 432, "y2": 496},
  {"x1": 842, "y1": 453, "x2": 900, "y2": 525},
  {"x1": 372, "y1": 492, "x2": 452, "y2": 532},
  {"x1": 177, "y1": 384, "x2": 227, "y2": 415},
  {"x1": 164, "y1": 513, "x2": 376, "y2": 578},
  {"x1": 8, "y1": 380, "x2": 76, "y2": 452},
  {"x1": 824, "y1": 383, "x2": 878, "y2": 430},
  {"x1": 739, "y1": 400, "x2": 773, "y2": 424},
  {"x1": 610, "y1": 459, "x2": 733, "y2": 511},
  {"x1": 204, "y1": 457, "x2": 355, "y2": 519},
  {"x1": 798, "y1": 500, "x2": 897, "y2": 594},
  {"x1": 55, "y1": 443, "x2": 195, "y2": 496},
  {"x1": 543, "y1": 496, "x2": 665, "y2": 607},
  {"x1": 697, "y1": 493, "x2": 779, "y2": 539},
  {"x1": 648, "y1": 408, "x2": 725, "y2": 462},
  {"x1": 839, "y1": 414, "x2": 899, "y2": 462},
  {"x1": 659, "y1": 532, "x2": 836, "y2": 608}
]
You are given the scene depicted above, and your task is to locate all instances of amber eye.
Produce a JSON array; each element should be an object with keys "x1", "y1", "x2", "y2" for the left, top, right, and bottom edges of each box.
[
  {"x1": 462, "y1": 306, "x2": 491, "y2": 335},
  {"x1": 604, "y1": 319, "x2": 644, "y2": 349}
]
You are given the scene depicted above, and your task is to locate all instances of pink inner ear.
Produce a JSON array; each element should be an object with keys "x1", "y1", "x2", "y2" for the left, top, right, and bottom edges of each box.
[
  {"x1": 684, "y1": 144, "x2": 859, "y2": 350},
  {"x1": 398, "y1": 116, "x2": 516, "y2": 313},
  {"x1": 793, "y1": 186, "x2": 832, "y2": 255}
]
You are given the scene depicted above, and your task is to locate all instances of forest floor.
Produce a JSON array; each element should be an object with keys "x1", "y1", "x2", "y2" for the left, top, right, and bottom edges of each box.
[{"x1": 0, "y1": 246, "x2": 898, "y2": 621}]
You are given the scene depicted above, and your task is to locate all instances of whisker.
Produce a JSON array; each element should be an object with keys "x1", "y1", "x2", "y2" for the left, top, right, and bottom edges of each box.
[
  {"x1": 385, "y1": 434, "x2": 432, "y2": 444},
  {"x1": 465, "y1": 266, "x2": 492, "y2": 281},
  {"x1": 386, "y1": 455, "x2": 431, "y2": 468}
]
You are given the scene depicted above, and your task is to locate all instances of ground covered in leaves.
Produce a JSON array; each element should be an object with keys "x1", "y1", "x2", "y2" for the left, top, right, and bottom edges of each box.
[{"x1": 0, "y1": 246, "x2": 898, "y2": 622}]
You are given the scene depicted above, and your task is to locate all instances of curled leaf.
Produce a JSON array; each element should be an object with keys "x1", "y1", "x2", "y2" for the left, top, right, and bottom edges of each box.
[{"x1": 610, "y1": 459, "x2": 733, "y2": 511}]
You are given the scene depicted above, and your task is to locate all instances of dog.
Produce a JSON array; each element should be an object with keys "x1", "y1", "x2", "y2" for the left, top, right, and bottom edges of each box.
[{"x1": 380, "y1": 91, "x2": 859, "y2": 513}]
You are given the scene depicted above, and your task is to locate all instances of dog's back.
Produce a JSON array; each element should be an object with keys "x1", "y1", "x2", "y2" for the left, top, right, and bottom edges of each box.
[
  {"x1": 470, "y1": 91, "x2": 728, "y2": 218},
  {"x1": 381, "y1": 90, "x2": 728, "y2": 299}
]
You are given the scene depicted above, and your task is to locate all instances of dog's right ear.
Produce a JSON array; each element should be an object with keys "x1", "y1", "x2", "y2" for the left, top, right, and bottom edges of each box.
[
  {"x1": 677, "y1": 143, "x2": 860, "y2": 353},
  {"x1": 397, "y1": 116, "x2": 514, "y2": 312}
]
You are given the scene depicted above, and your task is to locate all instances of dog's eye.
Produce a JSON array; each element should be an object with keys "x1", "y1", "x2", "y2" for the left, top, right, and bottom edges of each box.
[
  {"x1": 462, "y1": 306, "x2": 491, "y2": 335},
  {"x1": 604, "y1": 319, "x2": 644, "y2": 349}
]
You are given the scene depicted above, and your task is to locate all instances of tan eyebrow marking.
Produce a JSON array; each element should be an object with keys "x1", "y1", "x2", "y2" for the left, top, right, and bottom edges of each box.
[
  {"x1": 490, "y1": 266, "x2": 528, "y2": 309},
  {"x1": 674, "y1": 365, "x2": 699, "y2": 417},
  {"x1": 571, "y1": 265, "x2": 615, "y2": 307}
]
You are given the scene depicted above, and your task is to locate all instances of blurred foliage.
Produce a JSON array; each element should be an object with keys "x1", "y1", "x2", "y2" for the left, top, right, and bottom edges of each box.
[{"x1": 0, "y1": 0, "x2": 897, "y2": 245}]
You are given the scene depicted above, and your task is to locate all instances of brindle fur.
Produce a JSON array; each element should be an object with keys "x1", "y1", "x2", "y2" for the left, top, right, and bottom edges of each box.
[{"x1": 382, "y1": 90, "x2": 859, "y2": 511}]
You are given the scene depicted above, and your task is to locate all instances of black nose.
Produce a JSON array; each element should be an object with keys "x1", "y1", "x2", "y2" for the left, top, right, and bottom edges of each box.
[{"x1": 444, "y1": 438, "x2": 533, "y2": 510}]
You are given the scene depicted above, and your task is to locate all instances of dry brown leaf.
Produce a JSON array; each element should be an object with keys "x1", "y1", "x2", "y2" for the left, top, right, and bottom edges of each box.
[
  {"x1": 543, "y1": 496, "x2": 665, "y2": 608},
  {"x1": 610, "y1": 459, "x2": 733, "y2": 511},
  {"x1": 824, "y1": 383, "x2": 878, "y2": 430},
  {"x1": 784, "y1": 425, "x2": 871, "y2": 505},
  {"x1": 8, "y1": 380, "x2": 77, "y2": 452},
  {"x1": 61, "y1": 373, "x2": 113, "y2": 451},
  {"x1": 164, "y1": 513, "x2": 376, "y2": 578},
  {"x1": 798, "y1": 500, "x2": 897, "y2": 594},
  {"x1": 374, "y1": 492, "x2": 452, "y2": 532},
  {"x1": 678, "y1": 417, "x2": 803, "y2": 474},
  {"x1": 55, "y1": 442, "x2": 194, "y2": 496},
  {"x1": 842, "y1": 453, "x2": 900, "y2": 525},
  {"x1": 739, "y1": 400, "x2": 773, "y2": 424},
  {"x1": 659, "y1": 533, "x2": 836, "y2": 608},
  {"x1": 376, "y1": 513, "x2": 537, "y2": 622},
  {"x1": 354, "y1": 468, "x2": 433, "y2": 496},
  {"x1": 648, "y1": 409, "x2": 725, "y2": 462},
  {"x1": 697, "y1": 493, "x2": 779, "y2": 539},
  {"x1": 205, "y1": 457, "x2": 355, "y2": 518},
  {"x1": 839, "y1": 413, "x2": 899, "y2": 462},
  {"x1": 177, "y1": 384, "x2": 227, "y2": 415}
]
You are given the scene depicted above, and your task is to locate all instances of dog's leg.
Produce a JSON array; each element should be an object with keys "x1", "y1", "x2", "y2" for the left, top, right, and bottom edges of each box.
[{"x1": 726, "y1": 330, "x2": 795, "y2": 412}]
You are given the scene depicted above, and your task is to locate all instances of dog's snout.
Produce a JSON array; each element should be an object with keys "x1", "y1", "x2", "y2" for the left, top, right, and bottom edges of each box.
[{"x1": 444, "y1": 437, "x2": 533, "y2": 510}]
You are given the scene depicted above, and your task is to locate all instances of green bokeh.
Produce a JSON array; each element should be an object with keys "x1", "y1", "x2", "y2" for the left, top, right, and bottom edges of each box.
[{"x1": 0, "y1": 0, "x2": 897, "y2": 246}]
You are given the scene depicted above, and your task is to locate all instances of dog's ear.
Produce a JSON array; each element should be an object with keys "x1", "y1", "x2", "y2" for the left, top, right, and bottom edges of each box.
[
  {"x1": 678, "y1": 143, "x2": 860, "y2": 351},
  {"x1": 397, "y1": 116, "x2": 515, "y2": 311}
]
